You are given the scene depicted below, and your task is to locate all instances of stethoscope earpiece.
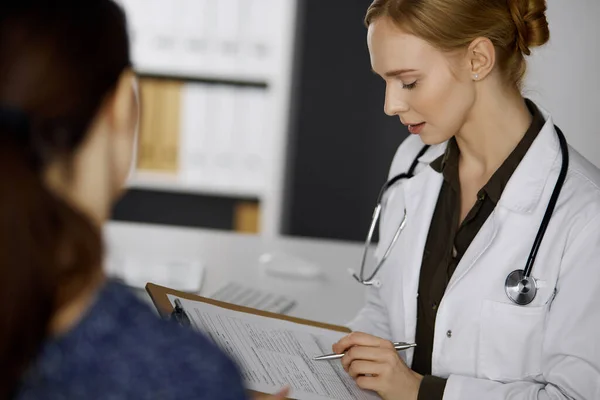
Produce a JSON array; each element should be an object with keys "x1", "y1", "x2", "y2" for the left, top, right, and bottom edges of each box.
[{"x1": 349, "y1": 268, "x2": 382, "y2": 288}]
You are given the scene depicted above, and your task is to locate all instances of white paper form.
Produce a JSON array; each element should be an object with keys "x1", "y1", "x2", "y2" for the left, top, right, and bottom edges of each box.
[{"x1": 167, "y1": 295, "x2": 380, "y2": 400}]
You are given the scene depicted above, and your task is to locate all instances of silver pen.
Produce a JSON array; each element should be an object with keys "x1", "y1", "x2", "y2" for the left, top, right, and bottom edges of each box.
[{"x1": 313, "y1": 342, "x2": 417, "y2": 361}]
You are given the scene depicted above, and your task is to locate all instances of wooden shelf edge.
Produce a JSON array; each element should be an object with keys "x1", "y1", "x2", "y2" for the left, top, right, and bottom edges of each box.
[{"x1": 127, "y1": 171, "x2": 263, "y2": 200}]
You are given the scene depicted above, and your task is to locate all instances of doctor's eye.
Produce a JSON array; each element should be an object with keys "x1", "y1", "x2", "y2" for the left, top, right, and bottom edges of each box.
[{"x1": 402, "y1": 81, "x2": 418, "y2": 90}]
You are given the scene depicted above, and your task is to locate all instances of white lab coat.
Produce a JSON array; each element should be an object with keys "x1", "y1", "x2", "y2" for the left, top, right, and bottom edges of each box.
[{"x1": 348, "y1": 106, "x2": 600, "y2": 399}]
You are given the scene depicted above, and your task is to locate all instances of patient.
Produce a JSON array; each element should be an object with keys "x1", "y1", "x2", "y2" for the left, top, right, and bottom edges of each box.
[{"x1": 0, "y1": 1, "x2": 286, "y2": 399}]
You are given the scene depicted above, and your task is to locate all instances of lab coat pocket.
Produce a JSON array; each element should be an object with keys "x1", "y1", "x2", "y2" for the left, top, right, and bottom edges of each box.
[{"x1": 478, "y1": 299, "x2": 546, "y2": 382}]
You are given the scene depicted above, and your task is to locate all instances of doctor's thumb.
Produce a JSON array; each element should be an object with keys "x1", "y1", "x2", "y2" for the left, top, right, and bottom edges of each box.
[
  {"x1": 273, "y1": 386, "x2": 290, "y2": 399},
  {"x1": 251, "y1": 386, "x2": 290, "y2": 400}
]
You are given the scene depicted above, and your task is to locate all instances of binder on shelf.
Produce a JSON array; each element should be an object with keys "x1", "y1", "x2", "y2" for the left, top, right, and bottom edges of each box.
[
  {"x1": 214, "y1": 0, "x2": 241, "y2": 73},
  {"x1": 236, "y1": 87, "x2": 268, "y2": 192},
  {"x1": 132, "y1": 0, "x2": 172, "y2": 70},
  {"x1": 210, "y1": 86, "x2": 237, "y2": 188},
  {"x1": 122, "y1": 0, "x2": 276, "y2": 81},
  {"x1": 179, "y1": 83, "x2": 209, "y2": 185},
  {"x1": 137, "y1": 78, "x2": 182, "y2": 172},
  {"x1": 179, "y1": 84, "x2": 270, "y2": 195},
  {"x1": 179, "y1": 0, "x2": 211, "y2": 72},
  {"x1": 246, "y1": 0, "x2": 279, "y2": 75},
  {"x1": 136, "y1": 78, "x2": 158, "y2": 171},
  {"x1": 153, "y1": 0, "x2": 178, "y2": 66}
]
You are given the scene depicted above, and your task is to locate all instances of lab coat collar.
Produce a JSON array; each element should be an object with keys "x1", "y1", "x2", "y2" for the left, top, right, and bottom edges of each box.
[
  {"x1": 419, "y1": 106, "x2": 560, "y2": 214},
  {"x1": 497, "y1": 108, "x2": 561, "y2": 213},
  {"x1": 417, "y1": 142, "x2": 446, "y2": 165}
]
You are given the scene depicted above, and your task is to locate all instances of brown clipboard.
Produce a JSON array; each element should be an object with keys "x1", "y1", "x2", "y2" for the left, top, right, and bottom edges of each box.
[
  {"x1": 146, "y1": 282, "x2": 351, "y2": 333},
  {"x1": 145, "y1": 282, "x2": 351, "y2": 399}
]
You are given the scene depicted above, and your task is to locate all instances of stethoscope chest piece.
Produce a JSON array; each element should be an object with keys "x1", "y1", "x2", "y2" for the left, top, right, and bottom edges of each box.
[{"x1": 505, "y1": 269, "x2": 538, "y2": 306}]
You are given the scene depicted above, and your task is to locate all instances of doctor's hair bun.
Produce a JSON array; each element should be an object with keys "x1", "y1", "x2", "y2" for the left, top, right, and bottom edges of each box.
[
  {"x1": 364, "y1": 0, "x2": 552, "y2": 89},
  {"x1": 508, "y1": 0, "x2": 550, "y2": 56}
]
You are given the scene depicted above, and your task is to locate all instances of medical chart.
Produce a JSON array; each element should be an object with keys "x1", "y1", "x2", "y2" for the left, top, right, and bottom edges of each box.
[
  {"x1": 167, "y1": 295, "x2": 380, "y2": 400},
  {"x1": 209, "y1": 281, "x2": 296, "y2": 314}
]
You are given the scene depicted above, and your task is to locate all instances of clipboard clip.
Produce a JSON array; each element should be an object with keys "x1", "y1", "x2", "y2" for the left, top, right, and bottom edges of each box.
[{"x1": 170, "y1": 298, "x2": 191, "y2": 327}]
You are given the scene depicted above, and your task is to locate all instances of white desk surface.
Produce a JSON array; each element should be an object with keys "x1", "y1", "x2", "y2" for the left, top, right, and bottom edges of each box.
[{"x1": 104, "y1": 221, "x2": 369, "y2": 327}]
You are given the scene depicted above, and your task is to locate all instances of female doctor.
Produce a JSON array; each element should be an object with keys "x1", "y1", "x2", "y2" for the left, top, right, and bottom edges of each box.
[{"x1": 332, "y1": 0, "x2": 600, "y2": 399}]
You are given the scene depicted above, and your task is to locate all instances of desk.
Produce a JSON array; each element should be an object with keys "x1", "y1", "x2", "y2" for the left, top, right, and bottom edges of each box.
[{"x1": 104, "y1": 221, "x2": 369, "y2": 327}]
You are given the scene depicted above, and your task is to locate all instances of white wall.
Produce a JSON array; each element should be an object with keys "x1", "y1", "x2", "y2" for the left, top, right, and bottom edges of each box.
[{"x1": 524, "y1": 0, "x2": 600, "y2": 167}]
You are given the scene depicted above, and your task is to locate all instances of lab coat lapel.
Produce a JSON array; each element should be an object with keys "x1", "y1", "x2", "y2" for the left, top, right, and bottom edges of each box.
[
  {"x1": 445, "y1": 116, "x2": 560, "y2": 292},
  {"x1": 400, "y1": 167, "x2": 443, "y2": 353},
  {"x1": 446, "y1": 212, "x2": 498, "y2": 293}
]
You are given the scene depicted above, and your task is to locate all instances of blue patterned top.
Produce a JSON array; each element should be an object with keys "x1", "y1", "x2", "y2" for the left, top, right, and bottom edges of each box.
[{"x1": 16, "y1": 280, "x2": 249, "y2": 400}]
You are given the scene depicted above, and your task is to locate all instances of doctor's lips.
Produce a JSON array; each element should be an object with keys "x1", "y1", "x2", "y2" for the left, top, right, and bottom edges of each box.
[{"x1": 403, "y1": 121, "x2": 426, "y2": 135}]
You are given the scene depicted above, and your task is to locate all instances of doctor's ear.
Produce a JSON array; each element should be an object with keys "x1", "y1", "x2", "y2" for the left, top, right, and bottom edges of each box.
[{"x1": 467, "y1": 37, "x2": 495, "y2": 81}]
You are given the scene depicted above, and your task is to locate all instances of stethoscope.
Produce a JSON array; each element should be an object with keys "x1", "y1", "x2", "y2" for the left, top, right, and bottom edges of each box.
[{"x1": 351, "y1": 126, "x2": 569, "y2": 306}]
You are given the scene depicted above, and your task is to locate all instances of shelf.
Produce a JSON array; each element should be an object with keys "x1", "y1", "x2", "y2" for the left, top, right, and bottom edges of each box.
[
  {"x1": 135, "y1": 66, "x2": 269, "y2": 88},
  {"x1": 115, "y1": 0, "x2": 298, "y2": 236},
  {"x1": 127, "y1": 171, "x2": 262, "y2": 200}
]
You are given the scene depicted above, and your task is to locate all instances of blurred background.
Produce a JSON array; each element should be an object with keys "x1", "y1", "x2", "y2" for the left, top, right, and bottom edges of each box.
[{"x1": 111, "y1": 0, "x2": 600, "y2": 243}]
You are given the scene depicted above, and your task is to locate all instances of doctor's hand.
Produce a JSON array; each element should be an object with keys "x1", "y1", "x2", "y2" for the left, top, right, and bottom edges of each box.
[
  {"x1": 252, "y1": 386, "x2": 290, "y2": 399},
  {"x1": 332, "y1": 332, "x2": 423, "y2": 400}
]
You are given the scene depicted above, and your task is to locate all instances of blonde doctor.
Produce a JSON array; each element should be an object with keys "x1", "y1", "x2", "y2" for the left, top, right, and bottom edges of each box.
[{"x1": 332, "y1": 1, "x2": 600, "y2": 399}]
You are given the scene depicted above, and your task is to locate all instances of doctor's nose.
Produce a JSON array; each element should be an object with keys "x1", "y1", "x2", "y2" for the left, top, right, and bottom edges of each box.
[{"x1": 384, "y1": 86, "x2": 410, "y2": 117}]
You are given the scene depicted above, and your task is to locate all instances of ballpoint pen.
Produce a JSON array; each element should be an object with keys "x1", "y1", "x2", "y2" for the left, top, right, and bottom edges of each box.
[{"x1": 313, "y1": 342, "x2": 417, "y2": 361}]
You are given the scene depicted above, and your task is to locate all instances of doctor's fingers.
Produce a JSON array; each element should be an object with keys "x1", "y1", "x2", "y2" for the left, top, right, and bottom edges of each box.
[
  {"x1": 333, "y1": 332, "x2": 394, "y2": 354},
  {"x1": 347, "y1": 360, "x2": 385, "y2": 379},
  {"x1": 252, "y1": 386, "x2": 290, "y2": 400},
  {"x1": 341, "y1": 346, "x2": 400, "y2": 372},
  {"x1": 354, "y1": 375, "x2": 380, "y2": 394}
]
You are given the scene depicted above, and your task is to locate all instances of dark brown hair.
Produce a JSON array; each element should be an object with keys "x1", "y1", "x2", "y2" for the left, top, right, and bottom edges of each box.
[
  {"x1": 0, "y1": 0, "x2": 130, "y2": 396},
  {"x1": 365, "y1": 0, "x2": 550, "y2": 88}
]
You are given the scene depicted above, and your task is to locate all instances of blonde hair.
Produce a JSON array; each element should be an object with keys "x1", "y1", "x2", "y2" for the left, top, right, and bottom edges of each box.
[{"x1": 365, "y1": 0, "x2": 550, "y2": 88}]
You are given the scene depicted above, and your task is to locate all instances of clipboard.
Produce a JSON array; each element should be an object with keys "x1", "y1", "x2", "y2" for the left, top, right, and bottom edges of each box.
[
  {"x1": 146, "y1": 282, "x2": 350, "y2": 333},
  {"x1": 145, "y1": 282, "x2": 351, "y2": 399}
]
